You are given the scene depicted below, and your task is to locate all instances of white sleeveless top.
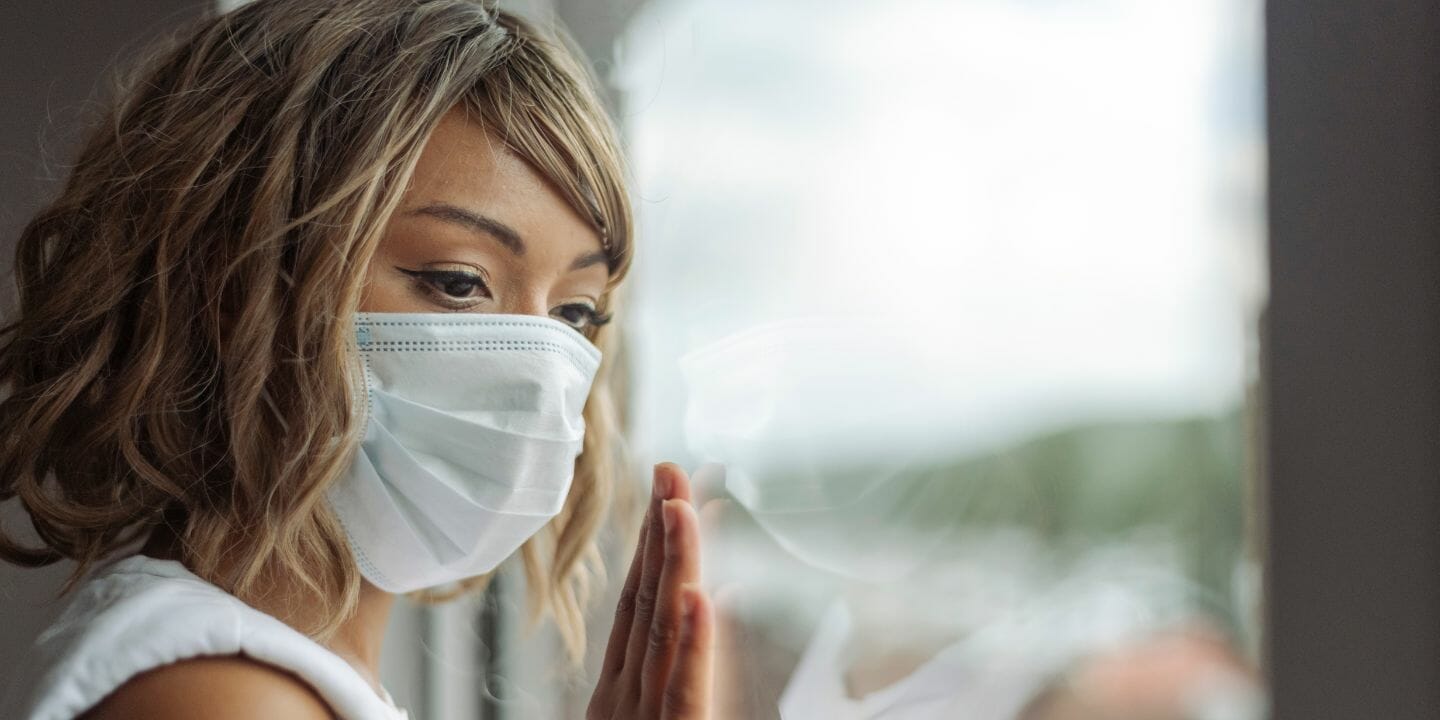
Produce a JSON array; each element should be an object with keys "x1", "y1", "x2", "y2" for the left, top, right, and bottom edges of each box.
[{"x1": 0, "y1": 554, "x2": 410, "y2": 720}]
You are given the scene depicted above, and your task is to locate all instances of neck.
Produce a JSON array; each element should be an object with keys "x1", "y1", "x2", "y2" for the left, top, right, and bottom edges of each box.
[
  {"x1": 140, "y1": 526, "x2": 396, "y2": 694},
  {"x1": 326, "y1": 580, "x2": 395, "y2": 692}
]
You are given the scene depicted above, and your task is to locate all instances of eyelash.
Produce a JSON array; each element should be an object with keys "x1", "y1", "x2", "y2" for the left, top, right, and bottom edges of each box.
[
  {"x1": 555, "y1": 304, "x2": 613, "y2": 331},
  {"x1": 398, "y1": 267, "x2": 612, "y2": 330},
  {"x1": 400, "y1": 268, "x2": 491, "y2": 307}
]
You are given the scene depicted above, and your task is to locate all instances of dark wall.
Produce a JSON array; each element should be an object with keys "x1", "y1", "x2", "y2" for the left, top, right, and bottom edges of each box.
[
  {"x1": 0, "y1": 1, "x2": 211, "y2": 311},
  {"x1": 0, "y1": 0, "x2": 210, "y2": 677},
  {"x1": 1266, "y1": 0, "x2": 1440, "y2": 717}
]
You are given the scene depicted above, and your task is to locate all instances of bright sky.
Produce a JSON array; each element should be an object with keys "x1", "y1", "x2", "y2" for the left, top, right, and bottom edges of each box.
[{"x1": 616, "y1": 0, "x2": 1264, "y2": 470}]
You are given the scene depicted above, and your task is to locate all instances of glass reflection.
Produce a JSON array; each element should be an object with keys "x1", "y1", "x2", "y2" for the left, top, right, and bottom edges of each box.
[{"x1": 619, "y1": 0, "x2": 1266, "y2": 716}]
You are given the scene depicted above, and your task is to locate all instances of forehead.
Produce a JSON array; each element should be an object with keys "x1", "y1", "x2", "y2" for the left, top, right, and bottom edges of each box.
[{"x1": 400, "y1": 108, "x2": 603, "y2": 258}]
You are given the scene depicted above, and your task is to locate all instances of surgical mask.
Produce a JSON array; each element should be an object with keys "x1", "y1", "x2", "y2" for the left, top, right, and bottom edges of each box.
[{"x1": 328, "y1": 312, "x2": 600, "y2": 593}]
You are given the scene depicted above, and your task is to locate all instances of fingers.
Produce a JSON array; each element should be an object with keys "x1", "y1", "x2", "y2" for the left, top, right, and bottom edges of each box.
[
  {"x1": 593, "y1": 462, "x2": 711, "y2": 719},
  {"x1": 620, "y1": 464, "x2": 692, "y2": 698},
  {"x1": 658, "y1": 460, "x2": 694, "y2": 503},
  {"x1": 637, "y1": 498, "x2": 702, "y2": 716},
  {"x1": 598, "y1": 474, "x2": 657, "y2": 683},
  {"x1": 662, "y1": 587, "x2": 715, "y2": 720}
]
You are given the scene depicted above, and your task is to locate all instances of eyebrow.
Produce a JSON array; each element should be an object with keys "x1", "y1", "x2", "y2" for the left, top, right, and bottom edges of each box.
[
  {"x1": 569, "y1": 250, "x2": 610, "y2": 271},
  {"x1": 405, "y1": 203, "x2": 526, "y2": 256},
  {"x1": 405, "y1": 202, "x2": 610, "y2": 272}
]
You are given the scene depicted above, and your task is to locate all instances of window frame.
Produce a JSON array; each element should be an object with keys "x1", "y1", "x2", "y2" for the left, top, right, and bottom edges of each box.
[{"x1": 1264, "y1": 1, "x2": 1440, "y2": 716}]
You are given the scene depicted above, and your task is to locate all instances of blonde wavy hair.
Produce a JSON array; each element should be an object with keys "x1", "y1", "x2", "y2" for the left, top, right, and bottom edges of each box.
[{"x1": 0, "y1": 0, "x2": 632, "y2": 663}]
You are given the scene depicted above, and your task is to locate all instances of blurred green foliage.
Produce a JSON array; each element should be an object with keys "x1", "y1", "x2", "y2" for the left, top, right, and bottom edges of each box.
[{"x1": 810, "y1": 407, "x2": 1250, "y2": 631}]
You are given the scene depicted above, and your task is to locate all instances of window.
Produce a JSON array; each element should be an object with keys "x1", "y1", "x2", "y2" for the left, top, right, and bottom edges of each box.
[{"x1": 480, "y1": 0, "x2": 1270, "y2": 717}]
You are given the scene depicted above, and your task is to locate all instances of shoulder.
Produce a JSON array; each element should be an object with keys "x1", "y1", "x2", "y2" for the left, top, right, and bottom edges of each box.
[{"x1": 81, "y1": 656, "x2": 335, "y2": 720}]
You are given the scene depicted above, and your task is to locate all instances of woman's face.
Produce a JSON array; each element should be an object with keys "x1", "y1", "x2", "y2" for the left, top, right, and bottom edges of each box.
[{"x1": 359, "y1": 108, "x2": 610, "y2": 332}]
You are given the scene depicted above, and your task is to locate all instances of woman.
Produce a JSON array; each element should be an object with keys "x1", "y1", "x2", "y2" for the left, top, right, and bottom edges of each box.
[{"x1": 0, "y1": 1, "x2": 712, "y2": 718}]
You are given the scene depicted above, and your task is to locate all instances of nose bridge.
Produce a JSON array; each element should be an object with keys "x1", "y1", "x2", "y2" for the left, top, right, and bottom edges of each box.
[{"x1": 498, "y1": 277, "x2": 551, "y2": 317}]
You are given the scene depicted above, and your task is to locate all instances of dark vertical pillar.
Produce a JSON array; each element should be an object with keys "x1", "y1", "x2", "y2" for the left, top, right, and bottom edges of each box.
[{"x1": 1266, "y1": 1, "x2": 1440, "y2": 717}]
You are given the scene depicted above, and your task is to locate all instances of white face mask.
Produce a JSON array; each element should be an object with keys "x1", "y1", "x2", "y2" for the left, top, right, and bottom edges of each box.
[{"x1": 328, "y1": 312, "x2": 600, "y2": 593}]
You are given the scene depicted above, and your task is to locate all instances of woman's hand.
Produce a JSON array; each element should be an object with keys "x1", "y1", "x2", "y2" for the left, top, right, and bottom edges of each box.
[{"x1": 588, "y1": 462, "x2": 714, "y2": 719}]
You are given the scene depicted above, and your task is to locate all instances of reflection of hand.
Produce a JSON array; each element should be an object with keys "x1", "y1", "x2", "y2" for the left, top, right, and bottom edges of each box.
[
  {"x1": 588, "y1": 463, "x2": 714, "y2": 719},
  {"x1": 696, "y1": 474, "x2": 790, "y2": 720},
  {"x1": 699, "y1": 500, "x2": 753, "y2": 720}
]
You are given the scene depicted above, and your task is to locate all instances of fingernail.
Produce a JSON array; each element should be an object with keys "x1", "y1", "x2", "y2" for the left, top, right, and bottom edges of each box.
[
  {"x1": 653, "y1": 463, "x2": 670, "y2": 499},
  {"x1": 682, "y1": 587, "x2": 698, "y2": 618},
  {"x1": 662, "y1": 500, "x2": 677, "y2": 536}
]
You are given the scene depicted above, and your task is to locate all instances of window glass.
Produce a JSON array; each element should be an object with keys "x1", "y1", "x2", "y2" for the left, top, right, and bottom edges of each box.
[{"x1": 611, "y1": 0, "x2": 1267, "y2": 717}]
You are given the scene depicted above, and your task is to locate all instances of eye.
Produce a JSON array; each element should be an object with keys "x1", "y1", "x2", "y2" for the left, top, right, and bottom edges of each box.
[
  {"x1": 397, "y1": 267, "x2": 491, "y2": 307},
  {"x1": 551, "y1": 302, "x2": 612, "y2": 331}
]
